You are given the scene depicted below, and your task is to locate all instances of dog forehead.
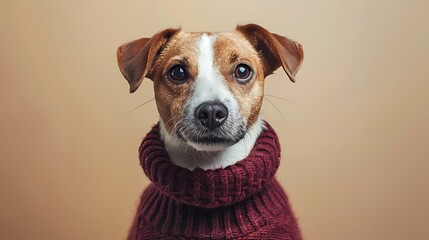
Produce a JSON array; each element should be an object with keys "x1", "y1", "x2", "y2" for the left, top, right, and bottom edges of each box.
[
  {"x1": 163, "y1": 31, "x2": 259, "y2": 62},
  {"x1": 213, "y1": 32, "x2": 259, "y2": 56},
  {"x1": 212, "y1": 33, "x2": 261, "y2": 69}
]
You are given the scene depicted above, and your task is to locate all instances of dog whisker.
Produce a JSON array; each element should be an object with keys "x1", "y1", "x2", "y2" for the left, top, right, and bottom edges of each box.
[
  {"x1": 264, "y1": 94, "x2": 296, "y2": 104},
  {"x1": 126, "y1": 98, "x2": 155, "y2": 114},
  {"x1": 263, "y1": 97, "x2": 287, "y2": 123}
]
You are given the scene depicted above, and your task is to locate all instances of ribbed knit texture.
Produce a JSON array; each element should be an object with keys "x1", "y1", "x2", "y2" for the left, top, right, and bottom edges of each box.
[{"x1": 128, "y1": 122, "x2": 301, "y2": 239}]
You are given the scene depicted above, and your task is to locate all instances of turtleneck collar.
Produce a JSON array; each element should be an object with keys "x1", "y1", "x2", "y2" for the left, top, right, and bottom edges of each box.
[{"x1": 139, "y1": 121, "x2": 281, "y2": 208}]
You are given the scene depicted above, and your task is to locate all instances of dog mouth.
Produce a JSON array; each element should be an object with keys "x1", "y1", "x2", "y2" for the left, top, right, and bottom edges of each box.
[
  {"x1": 175, "y1": 124, "x2": 246, "y2": 151},
  {"x1": 188, "y1": 135, "x2": 239, "y2": 145}
]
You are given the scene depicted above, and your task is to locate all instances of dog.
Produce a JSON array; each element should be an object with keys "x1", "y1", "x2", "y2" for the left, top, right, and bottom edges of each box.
[{"x1": 117, "y1": 24, "x2": 303, "y2": 239}]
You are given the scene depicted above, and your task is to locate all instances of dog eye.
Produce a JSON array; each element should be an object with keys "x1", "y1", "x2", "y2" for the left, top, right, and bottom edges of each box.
[
  {"x1": 234, "y1": 64, "x2": 253, "y2": 83},
  {"x1": 168, "y1": 64, "x2": 188, "y2": 83}
]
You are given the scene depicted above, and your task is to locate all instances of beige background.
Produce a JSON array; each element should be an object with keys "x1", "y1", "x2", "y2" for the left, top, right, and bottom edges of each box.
[{"x1": 1, "y1": 0, "x2": 428, "y2": 239}]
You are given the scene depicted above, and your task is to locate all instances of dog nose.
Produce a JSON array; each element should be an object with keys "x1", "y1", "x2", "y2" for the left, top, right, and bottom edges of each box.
[{"x1": 195, "y1": 101, "x2": 228, "y2": 130}]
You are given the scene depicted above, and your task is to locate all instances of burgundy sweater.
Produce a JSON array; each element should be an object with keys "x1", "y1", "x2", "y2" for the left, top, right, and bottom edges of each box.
[{"x1": 128, "y1": 123, "x2": 301, "y2": 239}]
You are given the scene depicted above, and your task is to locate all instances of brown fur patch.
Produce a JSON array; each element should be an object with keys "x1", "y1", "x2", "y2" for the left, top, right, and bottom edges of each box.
[
  {"x1": 151, "y1": 33, "x2": 203, "y2": 132},
  {"x1": 213, "y1": 33, "x2": 265, "y2": 129}
]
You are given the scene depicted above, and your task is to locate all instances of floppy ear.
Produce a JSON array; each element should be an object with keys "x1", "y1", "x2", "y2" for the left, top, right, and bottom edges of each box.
[
  {"x1": 116, "y1": 28, "x2": 181, "y2": 93},
  {"x1": 235, "y1": 24, "x2": 304, "y2": 82}
]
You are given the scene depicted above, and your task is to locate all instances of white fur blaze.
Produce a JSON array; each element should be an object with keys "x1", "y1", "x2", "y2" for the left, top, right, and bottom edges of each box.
[{"x1": 191, "y1": 34, "x2": 236, "y2": 108}]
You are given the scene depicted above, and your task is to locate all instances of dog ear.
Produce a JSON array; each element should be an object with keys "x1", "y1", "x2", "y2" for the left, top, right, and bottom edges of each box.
[
  {"x1": 235, "y1": 24, "x2": 303, "y2": 82},
  {"x1": 117, "y1": 28, "x2": 181, "y2": 93}
]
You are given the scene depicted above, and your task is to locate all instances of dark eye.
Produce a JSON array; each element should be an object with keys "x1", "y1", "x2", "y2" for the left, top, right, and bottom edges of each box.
[
  {"x1": 234, "y1": 64, "x2": 253, "y2": 83},
  {"x1": 168, "y1": 64, "x2": 188, "y2": 83}
]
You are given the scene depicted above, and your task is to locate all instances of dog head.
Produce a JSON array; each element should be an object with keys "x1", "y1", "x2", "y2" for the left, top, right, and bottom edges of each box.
[{"x1": 117, "y1": 24, "x2": 303, "y2": 153}]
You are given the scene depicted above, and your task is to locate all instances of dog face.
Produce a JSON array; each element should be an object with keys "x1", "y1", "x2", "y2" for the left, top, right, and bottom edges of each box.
[{"x1": 117, "y1": 24, "x2": 303, "y2": 152}]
